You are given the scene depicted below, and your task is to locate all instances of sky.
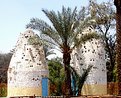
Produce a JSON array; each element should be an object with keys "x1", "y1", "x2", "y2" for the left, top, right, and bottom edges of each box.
[{"x1": 0, "y1": 0, "x2": 110, "y2": 54}]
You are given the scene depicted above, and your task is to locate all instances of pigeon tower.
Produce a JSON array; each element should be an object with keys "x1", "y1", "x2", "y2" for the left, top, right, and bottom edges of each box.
[{"x1": 7, "y1": 29, "x2": 49, "y2": 97}]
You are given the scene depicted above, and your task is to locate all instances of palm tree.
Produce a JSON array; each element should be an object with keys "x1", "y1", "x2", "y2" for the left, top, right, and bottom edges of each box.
[
  {"x1": 114, "y1": 0, "x2": 121, "y2": 95},
  {"x1": 26, "y1": 6, "x2": 99, "y2": 97}
]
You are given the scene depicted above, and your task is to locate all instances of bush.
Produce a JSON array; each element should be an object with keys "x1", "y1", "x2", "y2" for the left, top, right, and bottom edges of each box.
[{"x1": 0, "y1": 83, "x2": 7, "y2": 97}]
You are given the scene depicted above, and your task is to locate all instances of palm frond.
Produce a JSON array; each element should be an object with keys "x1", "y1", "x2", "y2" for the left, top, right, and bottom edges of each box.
[
  {"x1": 26, "y1": 18, "x2": 62, "y2": 47},
  {"x1": 70, "y1": 65, "x2": 93, "y2": 96},
  {"x1": 28, "y1": 34, "x2": 42, "y2": 45},
  {"x1": 73, "y1": 32, "x2": 100, "y2": 49},
  {"x1": 77, "y1": 65, "x2": 92, "y2": 94},
  {"x1": 42, "y1": 9, "x2": 64, "y2": 38},
  {"x1": 42, "y1": 7, "x2": 80, "y2": 45},
  {"x1": 27, "y1": 6, "x2": 98, "y2": 52}
]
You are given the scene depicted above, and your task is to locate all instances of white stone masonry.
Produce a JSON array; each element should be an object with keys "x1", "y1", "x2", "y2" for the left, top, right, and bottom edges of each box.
[{"x1": 7, "y1": 29, "x2": 48, "y2": 97}]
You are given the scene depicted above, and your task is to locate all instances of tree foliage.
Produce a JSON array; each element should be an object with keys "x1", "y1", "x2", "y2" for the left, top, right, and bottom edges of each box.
[
  {"x1": 28, "y1": 34, "x2": 42, "y2": 45},
  {"x1": 48, "y1": 58, "x2": 64, "y2": 96},
  {"x1": 88, "y1": 0, "x2": 116, "y2": 82},
  {"x1": 0, "y1": 52, "x2": 12, "y2": 83}
]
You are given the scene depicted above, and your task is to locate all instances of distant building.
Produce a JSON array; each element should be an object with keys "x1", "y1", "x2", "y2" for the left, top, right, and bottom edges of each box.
[
  {"x1": 70, "y1": 26, "x2": 107, "y2": 95},
  {"x1": 7, "y1": 29, "x2": 49, "y2": 97}
]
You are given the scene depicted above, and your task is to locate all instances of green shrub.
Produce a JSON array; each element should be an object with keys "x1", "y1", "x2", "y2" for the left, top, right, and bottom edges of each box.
[{"x1": 0, "y1": 83, "x2": 7, "y2": 97}]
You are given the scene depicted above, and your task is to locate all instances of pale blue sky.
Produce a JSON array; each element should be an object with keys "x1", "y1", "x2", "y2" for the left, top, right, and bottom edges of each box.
[{"x1": 0, "y1": 0, "x2": 110, "y2": 53}]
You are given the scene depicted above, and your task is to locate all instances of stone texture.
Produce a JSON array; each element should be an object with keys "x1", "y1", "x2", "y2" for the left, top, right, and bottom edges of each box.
[{"x1": 7, "y1": 29, "x2": 48, "y2": 97}]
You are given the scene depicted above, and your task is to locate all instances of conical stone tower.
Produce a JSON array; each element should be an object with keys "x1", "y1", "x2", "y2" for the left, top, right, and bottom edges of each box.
[
  {"x1": 7, "y1": 29, "x2": 48, "y2": 97},
  {"x1": 70, "y1": 26, "x2": 107, "y2": 95}
]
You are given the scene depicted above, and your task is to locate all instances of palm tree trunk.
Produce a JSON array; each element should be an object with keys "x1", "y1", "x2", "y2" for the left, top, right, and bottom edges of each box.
[
  {"x1": 114, "y1": 0, "x2": 121, "y2": 95},
  {"x1": 63, "y1": 45, "x2": 72, "y2": 98}
]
